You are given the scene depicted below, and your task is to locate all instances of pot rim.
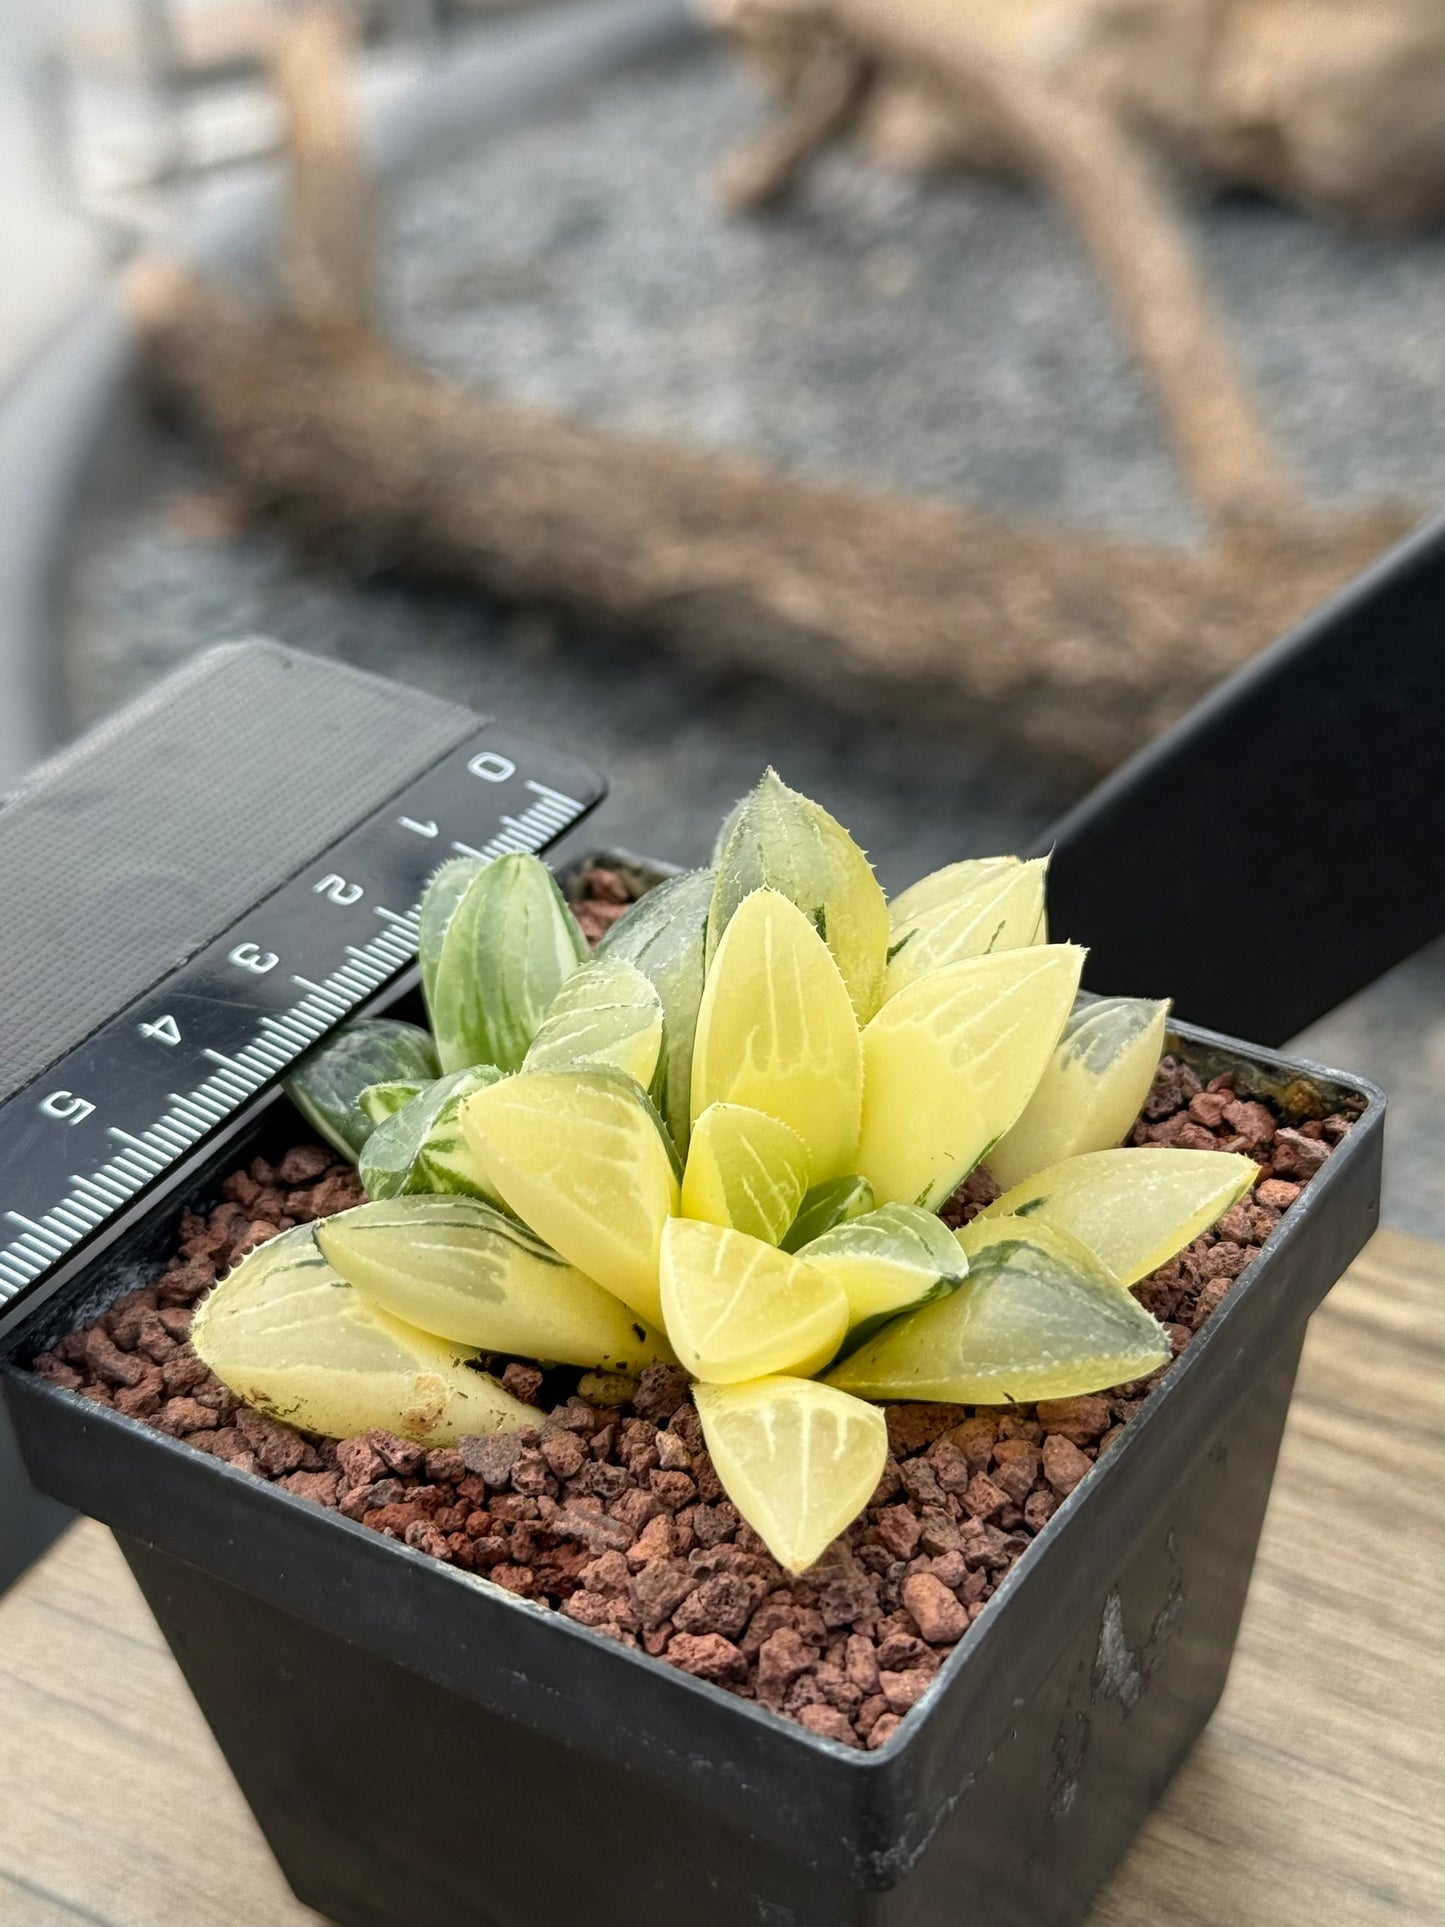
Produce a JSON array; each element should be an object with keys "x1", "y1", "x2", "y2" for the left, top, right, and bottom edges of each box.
[{"x1": 1, "y1": 1012, "x2": 1385, "y2": 1772}]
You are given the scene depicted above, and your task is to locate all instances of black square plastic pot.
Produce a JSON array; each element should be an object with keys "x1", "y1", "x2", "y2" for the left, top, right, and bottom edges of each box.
[{"x1": 1, "y1": 1012, "x2": 1382, "y2": 1927}]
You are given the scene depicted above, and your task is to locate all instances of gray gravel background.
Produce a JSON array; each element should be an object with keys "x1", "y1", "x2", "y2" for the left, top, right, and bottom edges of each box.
[{"x1": 61, "y1": 41, "x2": 1444, "y2": 1234}]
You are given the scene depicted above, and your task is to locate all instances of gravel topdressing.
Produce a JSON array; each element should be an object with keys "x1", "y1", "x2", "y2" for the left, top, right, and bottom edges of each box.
[{"x1": 31, "y1": 1037, "x2": 1353, "y2": 1749}]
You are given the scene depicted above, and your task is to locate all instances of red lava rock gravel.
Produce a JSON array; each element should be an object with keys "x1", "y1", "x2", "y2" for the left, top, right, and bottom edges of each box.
[{"x1": 30, "y1": 1050, "x2": 1354, "y2": 1748}]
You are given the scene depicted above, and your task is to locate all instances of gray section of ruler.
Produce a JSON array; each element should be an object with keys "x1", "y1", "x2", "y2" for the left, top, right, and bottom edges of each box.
[{"x1": 0, "y1": 640, "x2": 478, "y2": 1103}]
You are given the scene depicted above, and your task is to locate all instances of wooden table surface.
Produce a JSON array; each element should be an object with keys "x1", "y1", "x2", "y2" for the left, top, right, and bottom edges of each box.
[{"x1": 2, "y1": 1227, "x2": 1440, "y2": 1927}]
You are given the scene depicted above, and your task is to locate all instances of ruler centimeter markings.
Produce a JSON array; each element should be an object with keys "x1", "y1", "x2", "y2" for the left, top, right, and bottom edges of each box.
[{"x1": 0, "y1": 729, "x2": 604, "y2": 1316}]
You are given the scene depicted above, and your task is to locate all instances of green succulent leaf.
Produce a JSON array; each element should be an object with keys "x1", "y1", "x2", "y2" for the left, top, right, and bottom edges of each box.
[
  {"x1": 987, "y1": 995, "x2": 1171, "y2": 1190},
  {"x1": 780, "y1": 1174, "x2": 875, "y2": 1253},
  {"x1": 707, "y1": 769, "x2": 890, "y2": 1022},
  {"x1": 428, "y1": 853, "x2": 588, "y2": 1073},
  {"x1": 316, "y1": 1195, "x2": 672, "y2": 1373},
  {"x1": 357, "y1": 1080, "x2": 428, "y2": 1128},
  {"x1": 418, "y1": 857, "x2": 483, "y2": 1016},
  {"x1": 798, "y1": 1203, "x2": 969, "y2": 1350},
  {"x1": 283, "y1": 1019, "x2": 441, "y2": 1160},
  {"x1": 596, "y1": 867, "x2": 713, "y2": 1153},
  {"x1": 827, "y1": 1216, "x2": 1171, "y2": 1404},
  {"x1": 523, "y1": 957, "x2": 665, "y2": 1087},
  {"x1": 358, "y1": 1066, "x2": 504, "y2": 1201}
]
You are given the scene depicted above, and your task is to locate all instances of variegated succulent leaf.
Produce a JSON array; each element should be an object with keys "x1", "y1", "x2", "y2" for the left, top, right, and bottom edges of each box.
[
  {"x1": 987, "y1": 994, "x2": 1171, "y2": 1189},
  {"x1": 595, "y1": 867, "x2": 713, "y2": 1154},
  {"x1": 982, "y1": 1145, "x2": 1258, "y2": 1286},
  {"x1": 418, "y1": 857, "x2": 483, "y2": 1018},
  {"x1": 523, "y1": 956, "x2": 665, "y2": 1088},
  {"x1": 283, "y1": 1019, "x2": 441, "y2": 1160},
  {"x1": 692, "y1": 888, "x2": 863, "y2": 1182},
  {"x1": 828, "y1": 1216, "x2": 1171, "y2": 1404},
  {"x1": 707, "y1": 769, "x2": 890, "y2": 1021},
  {"x1": 461, "y1": 1066, "x2": 681, "y2": 1327},
  {"x1": 884, "y1": 856, "x2": 1049, "y2": 999},
  {"x1": 428, "y1": 853, "x2": 588, "y2": 1073},
  {"x1": 695, "y1": 1377, "x2": 887, "y2": 1574},
  {"x1": 779, "y1": 1174, "x2": 875, "y2": 1253},
  {"x1": 357, "y1": 1080, "x2": 428, "y2": 1128},
  {"x1": 191, "y1": 1223, "x2": 534, "y2": 1444},
  {"x1": 681, "y1": 1102, "x2": 810, "y2": 1246},
  {"x1": 316, "y1": 1195, "x2": 671, "y2": 1373},
  {"x1": 798, "y1": 1202, "x2": 969, "y2": 1351},
  {"x1": 856, "y1": 943, "x2": 1084, "y2": 1209},
  {"x1": 358, "y1": 1066, "x2": 505, "y2": 1202},
  {"x1": 659, "y1": 1219, "x2": 848, "y2": 1384}
]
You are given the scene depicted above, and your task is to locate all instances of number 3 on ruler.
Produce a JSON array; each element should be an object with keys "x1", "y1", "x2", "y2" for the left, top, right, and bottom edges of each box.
[
  {"x1": 139, "y1": 1014, "x2": 182, "y2": 1046},
  {"x1": 229, "y1": 942, "x2": 279, "y2": 974}
]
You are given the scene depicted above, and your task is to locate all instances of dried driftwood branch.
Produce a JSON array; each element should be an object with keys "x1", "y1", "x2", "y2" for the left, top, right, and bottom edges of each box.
[
  {"x1": 273, "y1": 2, "x2": 373, "y2": 338},
  {"x1": 717, "y1": 0, "x2": 1307, "y2": 532},
  {"x1": 704, "y1": 0, "x2": 1445, "y2": 233},
  {"x1": 123, "y1": 3, "x2": 1410, "y2": 778},
  {"x1": 127, "y1": 257, "x2": 1402, "y2": 775},
  {"x1": 714, "y1": 35, "x2": 872, "y2": 214}
]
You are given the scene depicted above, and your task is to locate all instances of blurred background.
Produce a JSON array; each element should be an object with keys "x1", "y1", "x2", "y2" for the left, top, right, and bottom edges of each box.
[{"x1": 1, "y1": 0, "x2": 1441, "y2": 1235}]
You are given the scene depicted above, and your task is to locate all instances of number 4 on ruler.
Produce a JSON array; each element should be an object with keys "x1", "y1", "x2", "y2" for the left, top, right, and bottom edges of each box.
[
  {"x1": 399, "y1": 816, "x2": 438, "y2": 837},
  {"x1": 139, "y1": 1015, "x2": 182, "y2": 1046}
]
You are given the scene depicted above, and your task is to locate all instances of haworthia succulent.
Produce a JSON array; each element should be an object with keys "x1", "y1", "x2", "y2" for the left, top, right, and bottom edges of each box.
[
  {"x1": 707, "y1": 769, "x2": 890, "y2": 1022},
  {"x1": 427, "y1": 853, "x2": 588, "y2": 1073},
  {"x1": 283, "y1": 1020, "x2": 441, "y2": 1160},
  {"x1": 595, "y1": 867, "x2": 713, "y2": 1153},
  {"x1": 358, "y1": 1066, "x2": 505, "y2": 1201}
]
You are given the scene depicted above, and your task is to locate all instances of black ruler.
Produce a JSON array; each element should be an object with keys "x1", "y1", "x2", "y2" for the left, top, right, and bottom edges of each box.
[{"x1": 0, "y1": 726, "x2": 603, "y2": 1330}]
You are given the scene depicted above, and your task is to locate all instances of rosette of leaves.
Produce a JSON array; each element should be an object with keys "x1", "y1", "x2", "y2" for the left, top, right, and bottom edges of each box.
[{"x1": 198, "y1": 775, "x2": 1257, "y2": 1578}]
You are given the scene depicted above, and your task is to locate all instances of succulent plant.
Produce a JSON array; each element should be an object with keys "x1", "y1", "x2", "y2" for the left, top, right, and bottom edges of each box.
[{"x1": 197, "y1": 772, "x2": 1257, "y2": 1574}]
